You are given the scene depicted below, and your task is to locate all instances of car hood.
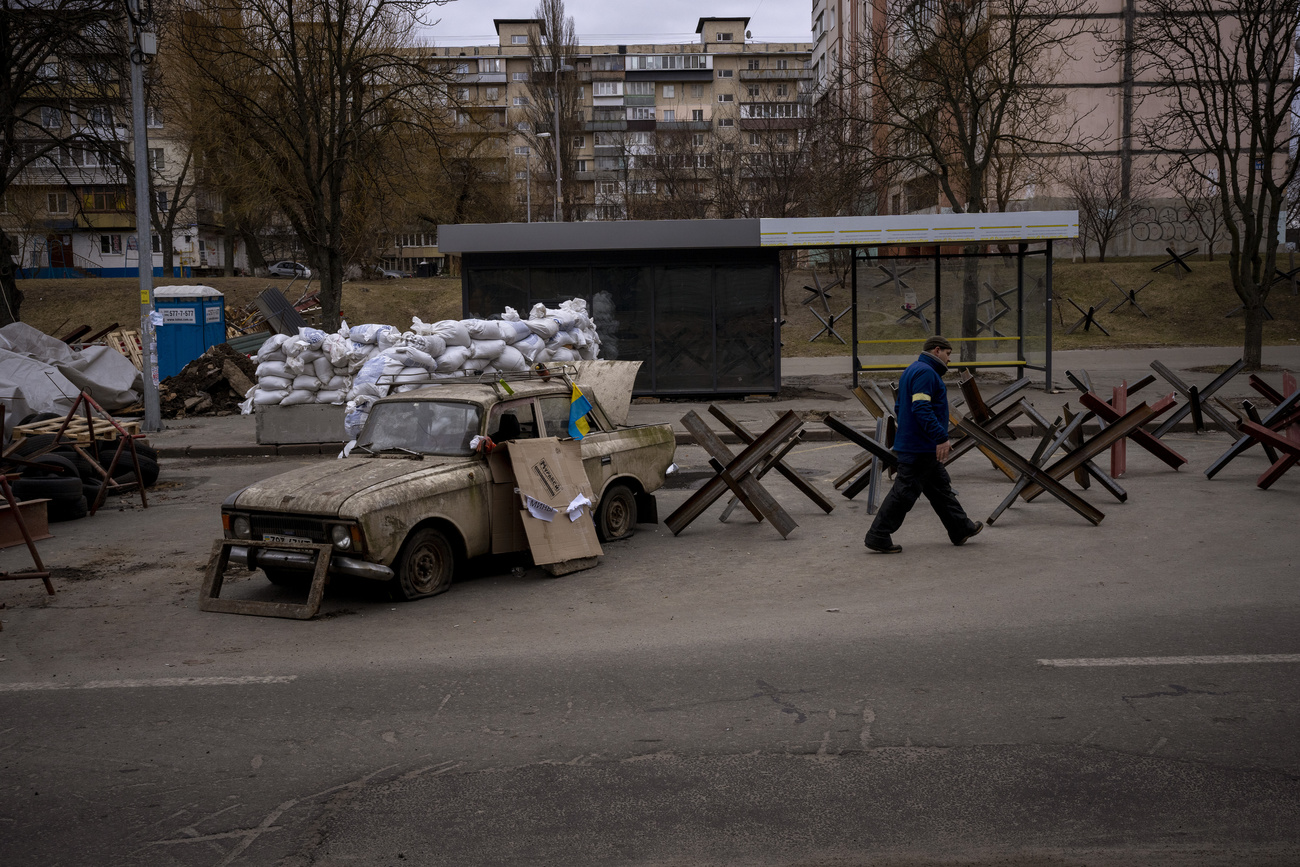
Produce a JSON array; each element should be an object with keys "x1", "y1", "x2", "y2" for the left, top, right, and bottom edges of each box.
[{"x1": 232, "y1": 455, "x2": 472, "y2": 516}]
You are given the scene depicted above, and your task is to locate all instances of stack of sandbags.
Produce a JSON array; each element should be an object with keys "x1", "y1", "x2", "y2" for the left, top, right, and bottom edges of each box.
[{"x1": 247, "y1": 329, "x2": 352, "y2": 408}]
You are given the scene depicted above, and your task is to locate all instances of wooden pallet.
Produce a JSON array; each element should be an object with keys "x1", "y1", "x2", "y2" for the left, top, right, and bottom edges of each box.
[
  {"x1": 11, "y1": 416, "x2": 142, "y2": 444},
  {"x1": 105, "y1": 329, "x2": 144, "y2": 370}
]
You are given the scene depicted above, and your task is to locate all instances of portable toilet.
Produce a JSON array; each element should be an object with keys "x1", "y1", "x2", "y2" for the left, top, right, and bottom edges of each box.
[{"x1": 153, "y1": 285, "x2": 226, "y2": 379}]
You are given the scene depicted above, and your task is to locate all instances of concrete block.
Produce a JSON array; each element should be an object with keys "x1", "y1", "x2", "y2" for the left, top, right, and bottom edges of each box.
[{"x1": 255, "y1": 404, "x2": 346, "y2": 445}]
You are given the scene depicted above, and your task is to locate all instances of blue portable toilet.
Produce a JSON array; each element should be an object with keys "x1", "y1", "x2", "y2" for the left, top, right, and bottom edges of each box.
[{"x1": 154, "y1": 285, "x2": 226, "y2": 380}]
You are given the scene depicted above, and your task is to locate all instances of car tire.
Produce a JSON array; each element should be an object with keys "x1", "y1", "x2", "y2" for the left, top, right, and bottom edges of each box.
[
  {"x1": 18, "y1": 412, "x2": 63, "y2": 426},
  {"x1": 46, "y1": 492, "x2": 89, "y2": 522},
  {"x1": 390, "y1": 527, "x2": 454, "y2": 601},
  {"x1": 10, "y1": 434, "x2": 59, "y2": 458},
  {"x1": 20, "y1": 453, "x2": 78, "y2": 479},
  {"x1": 100, "y1": 453, "x2": 160, "y2": 488},
  {"x1": 595, "y1": 483, "x2": 637, "y2": 542}
]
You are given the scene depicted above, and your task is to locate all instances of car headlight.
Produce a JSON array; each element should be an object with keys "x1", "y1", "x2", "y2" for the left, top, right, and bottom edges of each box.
[
  {"x1": 231, "y1": 515, "x2": 251, "y2": 539},
  {"x1": 330, "y1": 524, "x2": 353, "y2": 550}
]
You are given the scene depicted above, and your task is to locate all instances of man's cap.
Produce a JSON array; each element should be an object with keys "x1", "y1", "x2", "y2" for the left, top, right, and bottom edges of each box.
[{"x1": 923, "y1": 335, "x2": 953, "y2": 352}]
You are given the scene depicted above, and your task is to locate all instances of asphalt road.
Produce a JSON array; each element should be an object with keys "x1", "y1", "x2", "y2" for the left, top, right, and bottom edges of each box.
[{"x1": 1, "y1": 434, "x2": 1297, "y2": 866}]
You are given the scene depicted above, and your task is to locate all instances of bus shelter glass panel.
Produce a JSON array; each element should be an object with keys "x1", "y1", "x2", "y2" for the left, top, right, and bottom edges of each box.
[
  {"x1": 1021, "y1": 250, "x2": 1048, "y2": 371},
  {"x1": 715, "y1": 265, "x2": 773, "y2": 391},
  {"x1": 529, "y1": 267, "x2": 592, "y2": 311},
  {"x1": 853, "y1": 254, "x2": 939, "y2": 371},
  {"x1": 937, "y1": 254, "x2": 1023, "y2": 368},
  {"x1": 466, "y1": 268, "x2": 529, "y2": 319},
  {"x1": 653, "y1": 266, "x2": 714, "y2": 391},
  {"x1": 592, "y1": 266, "x2": 654, "y2": 390}
]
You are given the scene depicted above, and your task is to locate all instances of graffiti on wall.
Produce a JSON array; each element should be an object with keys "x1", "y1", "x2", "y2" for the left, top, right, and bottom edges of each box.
[{"x1": 1129, "y1": 205, "x2": 1206, "y2": 244}]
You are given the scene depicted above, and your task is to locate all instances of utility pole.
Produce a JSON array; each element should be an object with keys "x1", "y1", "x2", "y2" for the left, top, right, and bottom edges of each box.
[
  {"x1": 553, "y1": 64, "x2": 562, "y2": 222},
  {"x1": 126, "y1": 0, "x2": 161, "y2": 431}
]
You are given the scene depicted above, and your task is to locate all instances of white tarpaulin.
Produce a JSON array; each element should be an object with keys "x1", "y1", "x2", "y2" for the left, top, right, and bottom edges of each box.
[{"x1": 0, "y1": 322, "x2": 143, "y2": 417}]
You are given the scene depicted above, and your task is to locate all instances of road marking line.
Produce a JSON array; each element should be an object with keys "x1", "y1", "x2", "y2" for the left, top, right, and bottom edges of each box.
[
  {"x1": 0, "y1": 675, "x2": 297, "y2": 692},
  {"x1": 1037, "y1": 654, "x2": 1300, "y2": 668}
]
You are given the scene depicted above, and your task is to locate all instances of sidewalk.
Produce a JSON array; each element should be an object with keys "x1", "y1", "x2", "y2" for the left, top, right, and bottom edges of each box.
[{"x1": 146, "y1": 345, "x2": 1300, "y2": 457}]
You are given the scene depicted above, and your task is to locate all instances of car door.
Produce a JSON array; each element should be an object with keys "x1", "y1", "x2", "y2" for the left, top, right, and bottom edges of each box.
[
  {"x1": 538, "y1": 394, "x2": 616, "y2": 497},
  {"x1": 484, "y1": 398, "x2": 541, "y2": 554}
]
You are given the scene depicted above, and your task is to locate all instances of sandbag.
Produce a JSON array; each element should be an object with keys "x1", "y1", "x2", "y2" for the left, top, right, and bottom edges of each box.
[
  {"x1": 315, "y1": 389, "x2": 346, "y2": 404},
  {"x1": 291, "y1": 374, "x2": 321, "y2": 392},
  {"x1": 256, "y1": 360, "x2": 290, "y2": 378},
  {"x1": 312, "y1": 355, "x2": 334, "y2": 381},
  {"x1": 280, "y1": 389, "x2": 316, "y2": 406},
  {"x1": 434, "y1": 344, "x2": 472, "y2": 373},
  {"x1": 495, "y1": 345, "x2": 527, "y2": 372},
  {"x1": 253, "y1": 388, "x2": 289, "y2": 405},
  {"x1": 258, "y1": 374, "x2": 293, "y2": 390},
  {"x1": 469, "y1": 339, "x2": 506, "y2": 361}
]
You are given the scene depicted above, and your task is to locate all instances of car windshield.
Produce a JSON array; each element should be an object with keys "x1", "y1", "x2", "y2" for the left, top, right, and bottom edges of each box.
[{"x1": 357, "y1": 400, "x2": 482, "y2": 456}]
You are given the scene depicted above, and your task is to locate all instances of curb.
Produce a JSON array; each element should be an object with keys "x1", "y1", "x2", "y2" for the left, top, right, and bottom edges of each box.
[{"x1": 155, "y1": 420, "x2": 1223, "y2": 459}]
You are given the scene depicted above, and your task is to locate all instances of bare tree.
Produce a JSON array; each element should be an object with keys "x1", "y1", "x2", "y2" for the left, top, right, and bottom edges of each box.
[
  {"x1": 174, "y1": 0, "x2": 455, "y2": 330},
  {"x1": 853, "y1": 0, "x2": 1096, "y2": 360},
  {"x1": 521, "y1": 0, "x2": 580, "y2": 222},
  {"x1": 1060, "y1": 157, "x2": 1134, "y2": 262},
  {"x1": 0, "y1": 0, "x2": 125, "y2": 324},
  {"x1": 1166, "y1": 157, "x2": 1226, "y2": 262},
  {"x1": 1130, "y1": 0, "x2": 1300, "y2": 369}
]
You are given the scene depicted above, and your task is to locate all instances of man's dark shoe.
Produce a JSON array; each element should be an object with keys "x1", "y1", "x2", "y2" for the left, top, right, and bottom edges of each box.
[
  {"x1": 865, "y1": 534, "x2": 902, "y2": 554},
  {"x1": 954, "y1": 522, "x2": 984, "y2": 546}
]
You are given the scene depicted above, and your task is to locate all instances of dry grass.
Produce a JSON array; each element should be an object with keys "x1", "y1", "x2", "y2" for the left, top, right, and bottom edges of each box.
[
  {"x1": 783, "y1": 256, "x2": 1300, "y2": 357},
  {"x1": 16, "y1": 256, "x2": 1299, "y2": 357}
]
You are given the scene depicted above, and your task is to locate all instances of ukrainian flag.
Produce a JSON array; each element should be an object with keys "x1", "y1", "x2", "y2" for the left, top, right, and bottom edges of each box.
[{"x1": 568, "y1": 383, "x2": 592, "y2": 439}]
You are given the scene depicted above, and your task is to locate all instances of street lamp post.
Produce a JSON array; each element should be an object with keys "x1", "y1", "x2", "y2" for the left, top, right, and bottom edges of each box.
[
  {"x1": 534, "y1": 132, "x2": 551, "y2": 223},
  {"x1": 552, "y1": 64, "x2": 574, "y2": 222},
  {"x1": 525, "y1": 147, "x2": 532, "y2": 223}
]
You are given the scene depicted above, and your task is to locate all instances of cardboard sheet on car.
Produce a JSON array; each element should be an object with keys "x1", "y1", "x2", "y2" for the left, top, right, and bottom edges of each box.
[{"x1": 507, "y1": 437, "x2": 602, "y2": 565}]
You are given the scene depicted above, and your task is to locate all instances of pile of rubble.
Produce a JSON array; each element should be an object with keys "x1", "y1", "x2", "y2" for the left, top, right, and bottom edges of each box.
[{"x1": 160, "y1": 343, "x2": 258, "y2": 418}]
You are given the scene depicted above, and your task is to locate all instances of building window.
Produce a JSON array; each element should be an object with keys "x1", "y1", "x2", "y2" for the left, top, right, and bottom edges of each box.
[
  {"x1": 597, "y1": 182, "x2": 616, "y2": 195},
  {"x1": 717, "y1": 93, "x2": 733, "y2": 103},
  {"x1": 453, "y1": 63, "x2": 469, "y2": 74},
  {"x1": 516, "y1": 170, "x2": 528, "y2": 180},
  {"x1": 717, "y1": 69, "x2": 733, "y2": 78},
  {"x1": 151, "y1": 234, "x2": 162, "y2": 253},
  {"x1": 153, "y1": 190, "x2": 167, "y2": 211},
  {"x1": 776, "y1": 84, "x2": 789, "y2": 96},
  {"x1": 691, "y1": 109, "x2": 704, "y2": 121},
  {"x1": 748, "y1": 132, "x2": 760, "y2": 146},
  {"x1": 595, "y1": 132, "x2": 619, "y2": 145},
  {"x1": 479, "y1": 58, "x2": 503, "y2": 73},
  {"x1": 100, "y1": 234, "x2": 122, "y2": 255},
  {"x1": 748, "y1": 85, "x2": 760, "y2": 98},
  {"x1": 747, "y1": 59, "x2": 760, "y2": 70},
  {"x1": 661, "y1": 84, "x2": 675, "y2": 98},
  {"x1": 691, "y1": 84, "x2": 704, "y2": 97},
  {"x1": 456, "y1": 88, "x2": 470, "y2": 100},
  {"x1": 486, "y1": 87, "x2": 499, "y2": 100},
  {"x1": 594, "y1": 81, "x2": 622, "y2": 96},
  {"x1": 627, "y1": 107, "x2": 655, "y2": 120},
  {"x1": 626, "y1": 81, "x2": 653, "y2": 96},
  {"x1": 662, "y1": 109, "x2": 675, "y2": 122},
  {"x1": 716, "y1": 32, "x2": 733, "y2": 42},
  {"x1": 776, "y1": 59, "x2": 789, "y2": 70},
  {"x1": 720, "y1": 142, "x2": 734, "y2": 152},
  {"x1": 517, "y1": 121, "x2": 530, "y2": 131},
  {"x1": 147, "y1": 148, "x2": 165, "y2": 170},
  {"x1": 84, "y1": 105, "x2": 112, "y2": 127},
  {"x1": 41, "y1": 106, "x2": 62, "y2": 129},
  {"x1": 572, "y1": 135, "x2": 585, "y2": 148},
  {"x1": 693, "y1": 133, "x2": 706, "y2": 146},
  {"x1": 576, "y1": 159, "x2": 589, "y2": 172},
  {"x1": 514, "y1": 146, "x2": 531, "y2": 155},
  {"x1": 776, "y1": 132, "x2": 789, "y2": 146},
  {"x1": 512, "y1": 34, "x2": 528, "y2": 44},
  {"x1": 47, "y1": 192, "x2": 68, "y2": 213},
  {"x1": 513, "y1": 96, "x2": 529, "y2": 106},
  {"x1": 578, "y1": 86, "x2": 585, "y2": 100},
  {"x1": 718, "y1": 118, "x2": 734, "y2": 127},
  {"x1": 512, "y1": 71, "x2": 529, "y2": 81},
  {"x1": 146, "y1": 105, "x2": 164, "y2": 127}
]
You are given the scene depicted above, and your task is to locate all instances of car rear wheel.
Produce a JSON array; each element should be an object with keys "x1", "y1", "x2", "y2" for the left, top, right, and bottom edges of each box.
[
  {"x1": 596, "y1": 483, "x2": 637, "y2": 542},
  {"x1": 391, "y1": 527, "x2": 454, "y2": 600}
]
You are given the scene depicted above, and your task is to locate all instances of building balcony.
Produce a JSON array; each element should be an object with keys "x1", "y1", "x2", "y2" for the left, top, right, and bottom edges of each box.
[
  {"x1": 739, "y1": 69, "x2": 813, "y2": 81},
  {"x1": 624, "y1": 69, "x2": 712, "y2": 81},
  {"x1": 589, "y1": 68, "x2": 625, "y2": 80},
  {"x1": 656, "y1": 121, "x2": 712, "y2": 132},
  {"x1": 584, "y1": 120, "x2": 628, "y2": 132},
  {"x1": 737, "y1": 117, "x2": 810, "y2": 131},
  {"x1": 196, "y1": 208, "x2": 223, "y2": 228},
  {"x1": 626, "y1": 119, "x2": 656, "y2": 132},
  {"x1": 624, "y1": 95, "x2": 655, "y2": 107}
]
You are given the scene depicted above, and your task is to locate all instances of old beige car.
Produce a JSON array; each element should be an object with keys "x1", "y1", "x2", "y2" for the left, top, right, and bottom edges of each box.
[{"x1": 218, "y1": 363, "x2": 675, "y2": 601}]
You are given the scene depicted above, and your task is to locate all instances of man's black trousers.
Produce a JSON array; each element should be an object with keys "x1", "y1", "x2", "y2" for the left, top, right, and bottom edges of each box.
[{"x1": 867, "y1": 453, "x2": 977, "y2": 545}]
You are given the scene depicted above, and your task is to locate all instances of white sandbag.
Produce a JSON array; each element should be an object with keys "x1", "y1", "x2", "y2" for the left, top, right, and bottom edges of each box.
[
  {"x1": 387, "y1": 345, "x2": 438, "y2": 371},
  {"x1": 525, "y1": 317, "x2": 560, "y2": 340},
  {"x1": 325, "y1": 374, "x2": 350, "y2": 391},
  {"x1": 501, "y1": 319, "x2": 532, "y2": 343},
  {"x1": 312, "y1": 355, "x2": 334, "y2": 381},
  {"x1": 502, "y1": 306, "x2": 522, "y2": 322},
  {"x1": 280, "y1": 389, "x2": 315, "y2": 406},
  {"x1": 393, "y1": 383, "x2": 425, "y2": 393},
  {"x1": 469, "y1": 339, "x2": 506, "y2": 361},
  {"x1": 428, "y1": 319, "x2": 471, "y2": 347},
  {"x1": 349, "y1": 323, "x2": 395, "y2": 344},
  {"x1": 376, "y1": 327, "x2": 400, "y2": 348},
  {"x1": 253, "y1": 388, "x2": 290, "y2": 405},
  {"x1": 514, "y1": 334, "x2": 545, "y2": 363},
  {"x1": 256, "y1": 360, "x2": 290, "y2": 378},
  {"x1": 578, "y1": 343, "x2": 599, "y2": 360},
  {"x1": 344, "y1": 396, "x2": 376, "y2": 439},
  {"x1": 315, "y1": 389, "x2": 346, "y2": 404},
  {"x1": 291, "y1": 374, "x2": 321, "y2": 392},
  {"x1": 434, "y1": 344, "x2": 472, "y2": 372},
  {"x1": 542, "y1": 346, "x2": 578, "y2": 364},
  {"x1": 403, "y1": 334, "x2": 447, "y2": 357},
  {"x1": 393, "y1": 366, "x2": 433, "y2": 385},
  {"x1": 495, "y1": 345, "x2": 527, "y2": 372},
  {"x1": 322, "y1": 333, "x2": 352, "y2": 367},
  {"x1": 258, "y1": 374, "x2": 293, "y2": 390}
]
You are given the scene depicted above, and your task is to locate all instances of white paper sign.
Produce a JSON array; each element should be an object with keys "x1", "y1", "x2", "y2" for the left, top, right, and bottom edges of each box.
[
  {"x1": 161, "y1": 307, "x2": 196, "y2": 325},
  {"x1": 205, "y1": 306, "x2": 221, "y2": 323},
  {"x1": 525, "y1": 494, "x2": 555, "y2": 522}
]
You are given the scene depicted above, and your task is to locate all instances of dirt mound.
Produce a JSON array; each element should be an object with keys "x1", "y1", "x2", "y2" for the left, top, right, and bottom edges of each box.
[{"x1": 159, "y1": 343, "x2": 258, "y2": 418}]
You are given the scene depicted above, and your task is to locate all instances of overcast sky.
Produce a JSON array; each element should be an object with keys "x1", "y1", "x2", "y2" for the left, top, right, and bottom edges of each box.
[{"x1": 423, "y1": 0, "x2": 812, "y2": 46}]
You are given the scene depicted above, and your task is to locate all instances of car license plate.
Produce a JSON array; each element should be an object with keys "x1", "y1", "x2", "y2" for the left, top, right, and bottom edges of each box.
[{"x1": 262, "y1": 533, "x2": 303, "y2": 544}]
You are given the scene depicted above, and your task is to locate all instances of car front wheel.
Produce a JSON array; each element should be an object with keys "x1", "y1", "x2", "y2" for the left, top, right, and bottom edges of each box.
[
  {"x1": 391, "y1": 527, "x2": 454, "y2": 600},
  {"x1": 596, "y1": 483, "x2": 637, "y2": 542}
]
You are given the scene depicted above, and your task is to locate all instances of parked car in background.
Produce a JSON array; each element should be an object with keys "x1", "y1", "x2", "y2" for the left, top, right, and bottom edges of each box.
[
  {"x1": 379, "y1": 268, "x2": 410, "y2": 279},
  {"x1": 267, "y1": 261, "x2": 311, "y2": 279}
]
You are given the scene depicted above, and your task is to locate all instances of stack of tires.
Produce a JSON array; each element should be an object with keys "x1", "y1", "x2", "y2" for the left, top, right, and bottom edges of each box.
[{"x1": 7, "y1": 413, "x2": 160, "y2": 523}]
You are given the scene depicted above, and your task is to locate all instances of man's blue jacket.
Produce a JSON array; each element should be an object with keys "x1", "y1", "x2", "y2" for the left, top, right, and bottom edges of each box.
[{"x1": 892, "y1": 352, "x2": 950, "y2": 455}]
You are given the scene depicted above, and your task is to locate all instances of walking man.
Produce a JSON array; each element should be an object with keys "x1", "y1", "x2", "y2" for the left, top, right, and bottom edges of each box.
[{"x1": 864, "y1": 335, "x2": 983, "y2": 554}]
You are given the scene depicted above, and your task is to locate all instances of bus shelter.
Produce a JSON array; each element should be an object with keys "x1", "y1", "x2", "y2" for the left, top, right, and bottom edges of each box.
[{"x1": 760, "y1": 212, "x2": 1078, "y2": 389}]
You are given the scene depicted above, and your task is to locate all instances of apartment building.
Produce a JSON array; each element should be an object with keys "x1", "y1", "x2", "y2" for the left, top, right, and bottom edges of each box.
[{"x1": 418, "y1": 16, "x2": 812, "y2": 225}]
